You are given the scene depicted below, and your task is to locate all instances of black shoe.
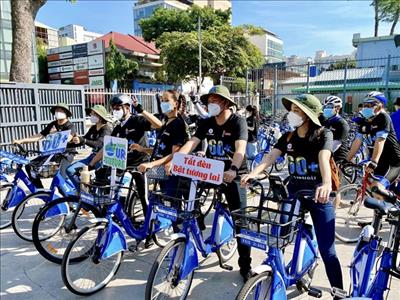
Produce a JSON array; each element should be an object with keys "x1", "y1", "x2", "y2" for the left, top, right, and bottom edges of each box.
[{"x1": 144, "y1": 236, "x2": 154, "y2": 249}]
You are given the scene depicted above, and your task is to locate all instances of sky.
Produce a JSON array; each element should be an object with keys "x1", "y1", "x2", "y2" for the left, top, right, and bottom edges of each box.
[{"x1": 36, "y1": 0, "x2": 395, "y2": 58}]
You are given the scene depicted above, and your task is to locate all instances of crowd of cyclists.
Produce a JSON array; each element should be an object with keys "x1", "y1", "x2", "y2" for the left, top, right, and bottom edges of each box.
[{"x1": 1, "y1": 85, "x2": 400, "y2": 299}]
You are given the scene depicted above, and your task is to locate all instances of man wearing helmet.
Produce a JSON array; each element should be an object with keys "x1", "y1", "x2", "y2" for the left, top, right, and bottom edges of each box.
[
  {"x1": 321, "y1": 96, "x2": 350, "y2": 165},
  {"x1": 348, "y1": 92, "x2": 400, "y2": 183}
]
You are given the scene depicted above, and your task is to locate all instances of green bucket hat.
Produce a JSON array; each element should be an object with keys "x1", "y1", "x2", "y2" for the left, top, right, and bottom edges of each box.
[
  {"x1": 51, "y1": 103, "x2": 72, "y2": 117},
  {"x1": 282, "y1": 94, "x2": 322, "y2": 126},
  {"x1": 200, "y1": 85, "x2": 237, "y2": 107},
  {"x1": 91, "y1": 105, "x2": 112, "y2": 123}
]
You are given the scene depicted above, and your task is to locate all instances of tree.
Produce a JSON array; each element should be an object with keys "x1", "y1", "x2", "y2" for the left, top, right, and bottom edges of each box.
[
  {"x1": 10, "y1": 0, "x2": 48, "y2": 82},
  {"x1": 139, "y1": 5, "x2": 231, "y2": 43},
  {"x1": 373, "y1": 0, "x2": 380, "y2": 37},
  {"x1": 36, "y1": 38, "x2": 48, "y2": 83},
  {"x1": 378, "y1": 0, "x2": 400, "y2": 35},
  {"x1": 105, "y1": 40, "x2": 139, "y2": 88}
]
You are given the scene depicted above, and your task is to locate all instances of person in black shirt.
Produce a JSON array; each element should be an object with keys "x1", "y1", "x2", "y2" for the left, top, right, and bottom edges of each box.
[
  {"x1": 13, "y1": 103, "x2": 76, "y2": 188},
  {"x1": 66, "y1": 105, "x2": 113, "y2": 188},
  {"x1": 348, "y1": 92, "x2": 400, "y2": 183},
  {"x1": 242, "y1": 94, "x2": 344, "y2": 290},
  {"x1": 245, "y1": 105, "x2": 259, "y2": 161},
  {"x1": 175, "y1": 85, "x2": 251, "y2": 282}
]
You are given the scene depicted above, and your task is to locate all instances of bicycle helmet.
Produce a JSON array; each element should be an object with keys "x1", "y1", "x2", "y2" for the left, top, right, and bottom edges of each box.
[
  {"x1": 323, "y1": 95, "x2": 342, "y2": 108},
  {"x1": 364, "y1": 91, "x2": 387, "y2": 106},
  {"x1": 110, "y1": 94, "x2": 131, "y2": 107}
]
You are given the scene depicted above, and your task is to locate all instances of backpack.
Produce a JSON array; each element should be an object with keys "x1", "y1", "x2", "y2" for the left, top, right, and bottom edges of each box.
[{"x1": 286, "y1": 129, "x2": 340, "y2": 191}]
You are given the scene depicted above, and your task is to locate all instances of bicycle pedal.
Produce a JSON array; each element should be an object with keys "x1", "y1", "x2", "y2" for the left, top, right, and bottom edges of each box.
[
  {"x1": 219, "y1": 263, "x2": 233, "y2": 271},
  {"x1": 331, "y1": 287, "x2": 347, "y2": 299},
  {"x1": 308, "y1": 287, "x2": 322, "y2": 298}
]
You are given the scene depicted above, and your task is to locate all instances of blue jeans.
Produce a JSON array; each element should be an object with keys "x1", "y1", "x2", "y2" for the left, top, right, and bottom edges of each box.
[{"x1": 66, "y1": 153, "x2": 99, "y2": 189}]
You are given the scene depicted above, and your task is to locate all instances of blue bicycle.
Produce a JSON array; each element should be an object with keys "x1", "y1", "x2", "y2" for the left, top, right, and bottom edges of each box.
[
  {"x1": 61, "y1": 170, "x2": 175, "y2": 295},
  {"x1": 233, "y1": 176, "x2": 323, "y2": 300},
  {"x1": 145, "y1": 180, "x2": 237, "y2": 299},
  {"x1": 332, "y1": 186, "x2": 400, "y2": 299},
  {"x1": 0, "y1": 144, "x2": 42, "y2": 229}
]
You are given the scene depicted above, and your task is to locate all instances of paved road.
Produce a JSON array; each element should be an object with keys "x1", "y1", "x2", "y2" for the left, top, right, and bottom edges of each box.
[{"x1": 1, "y1": 169, "x2": 399, "y2": 300}]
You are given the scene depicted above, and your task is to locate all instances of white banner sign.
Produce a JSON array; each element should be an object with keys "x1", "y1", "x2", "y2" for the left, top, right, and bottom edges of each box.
[
  {"x1": 89, "y1": 68, "x2": 104, "y2": 76},
  {"x1": 103, "y1": 136, "x2": 128, "y2": 170},
  {"x1": 171, "y1": 153, "x2": 225, "y2": 185},
  {"x1": 89, "y1": 76, "x2": 105, "y2": 89},
  {"x1": 49, "y1": 80, "x2": 62, "y2": 84},
  {"x1": 88, "y1": 54, "x2": 104, "y2": 69},
  {"x1": 47, "y1": 48, "x2": 59, "y2": 55},
  {"x1": 60, "y1": 66, "x2": 74, "y2": 72},
  {"x1": 88, "y1": 40, "x2": 104, "y2": 55},
  {"x1": 74, "y1": 63, "x2": 88, "y2": 71},
  {"x1": 58, "y1": 45, "x2": 72, "y2": 53},
  {"x1": 48, "y1": 67, "x2": 61, "y2": 74},
  {"x1": 74, "y1": 57, "x2": 88, "y2": 64},
  {"x1": 48, "y1": 61, "x2": 60, "y2": 67},
  {"x1": 59, "y1": 52, "x2": 72, "y2": 59},
  {"x1": 60, "y1": 72, "x2": 74, "y2": 79},
  {"x1": 59, "y1": 58, "x2": 73, "y2": 66}
]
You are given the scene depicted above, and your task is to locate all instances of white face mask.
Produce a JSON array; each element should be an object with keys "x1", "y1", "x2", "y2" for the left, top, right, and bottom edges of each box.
[
  {"x1": 207, "y1": 103, "x2": 221, "y2": 117},
  {"x1": 113, "y1": 109, "x2": 124, "y2": 120},
  {"x1": 90, "y1": 115, "x2": 99, "y2": 124},
  {"x1": 55, "y1": 111, "x2": 67, "y2": 120},
  {"x1": 287, "y1": 111, "x2": 304, "y2": 128},
  {"x1": 161, "y1": 102, "x2": 174, "y2": 114}
]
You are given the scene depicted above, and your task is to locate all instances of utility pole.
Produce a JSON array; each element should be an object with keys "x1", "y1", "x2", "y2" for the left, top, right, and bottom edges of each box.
[{"x1": 198, "y1": 15, "x2": 202, "y2": 93}]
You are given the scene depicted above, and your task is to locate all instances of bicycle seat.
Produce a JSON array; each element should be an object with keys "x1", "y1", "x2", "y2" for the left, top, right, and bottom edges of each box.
[{"x1": 364, "y1": 197, "x2": 394, "y2": 215}]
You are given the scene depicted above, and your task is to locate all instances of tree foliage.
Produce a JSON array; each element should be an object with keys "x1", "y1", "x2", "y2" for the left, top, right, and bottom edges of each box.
[
  {"x1": 139, "y1": 5, "x2": 231, "y2": 43},
  {"x1": 372, "y1": 0, "x2": 400, "y2": 36},
  {"x1": 36, "y1": 38, "x2": 48, "y2": 83},
  {"x1": 105, "y1": 40, "x2": 139, "y2": 86}
]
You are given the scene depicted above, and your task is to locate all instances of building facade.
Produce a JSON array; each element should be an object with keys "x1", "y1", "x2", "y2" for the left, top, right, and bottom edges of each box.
[
  {"x1": 249, "y1": 29, "x2": 284, "y2": 64},
  {"x1": 58, "y1": 24, "x2": 102, "y2": 44},
  {"x1": 133, "y1": 0, "x2": 231, "y2": 36},
  {"x1": 35, "y1": 21, "x2": 59, "y2": 49}
]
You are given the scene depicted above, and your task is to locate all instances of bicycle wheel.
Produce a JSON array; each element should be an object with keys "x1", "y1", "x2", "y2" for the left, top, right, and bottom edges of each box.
[
  {"x1": 153, "y1": 225, "x2": 176, "y2": 248},
  {"x1": 145, "y1": 238, "x2": 194, "y2": 300},
  {"x1": 32, "y1": 196, "x2": 100, "y2": 264},
  {"x1": 198, "y1": 186, "x2": 215, "y2": 218},
  {"x1": 62, "y1": 223, "x2": 123, "y2": 296},
  {"x1": 217, "y1": 238, "x2": 237, "y2": 263},
  {"x1": 236, "y1": 271, "x2": 273, "y2": 300},
  {"x1": 0, "y1": 183, "x2": 15, "y2": 229},
  {"x1": 335, "y1": 184, "x2": 373, "y2": 243},
  {"x1": 12, "y1": 191, "x2": 51, "y2": 241}
]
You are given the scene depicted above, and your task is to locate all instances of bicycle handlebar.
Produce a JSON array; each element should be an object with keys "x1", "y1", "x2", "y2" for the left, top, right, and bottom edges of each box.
[{"x1": 371, "y1": 186, "x2": 399, "y2": 205}]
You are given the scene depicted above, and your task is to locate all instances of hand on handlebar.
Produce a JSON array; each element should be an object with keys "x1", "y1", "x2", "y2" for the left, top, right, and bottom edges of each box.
[
  {"x1": 129, "y1": 143, "x2": 143, "y2": 152},
  {"x1": 138, "y1": 162, "x2": 153, "y2": 173},
  {"x1": 315, "y1": 183, "x2": 332, "y2": 204},
  {"x1": 223, "y1": 170, "x2": 236, "y2": 183},
  {"x1": 240, "y1": 173, "x2": 255, "y2": 187},
  {"x1": 165, "y1": 161, "x2": 172, "y2": 176}
]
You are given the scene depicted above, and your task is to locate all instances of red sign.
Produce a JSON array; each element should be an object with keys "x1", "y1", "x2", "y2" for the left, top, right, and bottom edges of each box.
[
  {"x1": 74, "y1": 70, "x2": 89, "y2": 85},
  {"x1": 47, "y1": 54, "x2": 60, "y2": 62},
  {"x1": 49, "y1": 73, "x2": 61, "y2": 80}
]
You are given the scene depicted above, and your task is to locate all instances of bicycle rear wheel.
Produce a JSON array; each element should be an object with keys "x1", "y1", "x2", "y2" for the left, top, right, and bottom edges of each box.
[
  {"x1": 236, "y1": 271, "x2": 273, "y2": 300},
  {"x1": 32, "y1": 196, "x2": 100, "y2": 264},
  {"x1": 335, "y1": 184, "x2": 373, "y2": 243},
  {"x1": 145, "y1": 238, "x2": 194, "y2": 300},
  {"x1": 0, "y1": 183, "x2": 15, "y2": 229},
  {"x1": 12, "y1": 191, "x2": 50, "y2": 241},
  {"x1": 61, "y1": 223, "x2": 123, "y2": 296}
]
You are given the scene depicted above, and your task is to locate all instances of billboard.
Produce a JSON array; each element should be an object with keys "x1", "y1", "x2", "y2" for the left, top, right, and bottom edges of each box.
[{"x1": 47, "y1": 40, "x2": 105, "y2": 88}]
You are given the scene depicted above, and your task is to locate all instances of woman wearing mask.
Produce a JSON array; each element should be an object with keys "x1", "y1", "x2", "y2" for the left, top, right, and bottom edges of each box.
[
  {"x1": 241, "y1": 94, "x2": 343, "y2": 291},
  {"x1": 13, "y1": 103, "x2": 76, "y2": 188},
  {"x1": 245, "y1": 105, "x2": 259, "y2": 161},
  {"x1": 66, "y1": 105, "x2": 113, "y2": 188}
]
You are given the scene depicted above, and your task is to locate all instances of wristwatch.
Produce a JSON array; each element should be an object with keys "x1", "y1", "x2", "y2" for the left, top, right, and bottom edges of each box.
[{"x1": 230, "y1": 165, "x2": 239, "y2": 175}]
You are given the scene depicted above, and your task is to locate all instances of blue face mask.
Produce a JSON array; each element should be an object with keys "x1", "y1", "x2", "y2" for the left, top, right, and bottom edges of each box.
[
  {"x1": 360, "y1": 107, "x2": 376, "y2": 119},
  {"x1": 323, "y1": 108, "x2": 335, "y2": 119},
  {"x1": 160, "y1": 102, "x2": 174, "y2": 114}
]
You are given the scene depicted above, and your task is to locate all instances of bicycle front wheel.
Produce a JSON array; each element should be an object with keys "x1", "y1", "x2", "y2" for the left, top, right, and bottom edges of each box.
[
  {"x1": 236, "y1": 271, "x2": 273, "y2": 300},
  {"x1": 61, "y1": 223, "x2": 123, "y2": 296},
  {"x1": 32, "y1": 196, "x2": 99, "y2": 264},
  {"x1": 12, "y1": 191, "x2": 51, "y2": 241},
  {"x1": 335, "y1": 184, "x2": 373, "y2": 243},
  {"x1": 145, "y1": 238, "x2": 194, "y2": 300},
  {"x1": 0, "y1": 183, "x2": 15, "y2": 229}
]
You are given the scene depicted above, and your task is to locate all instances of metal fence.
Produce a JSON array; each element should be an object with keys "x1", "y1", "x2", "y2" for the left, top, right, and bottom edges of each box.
[
  {"x1": 0, "y1": 83, "x2": 86, "y2": 148},
  {"x1": 247, "y1": 55, "x2": 400, "y2": 115}
]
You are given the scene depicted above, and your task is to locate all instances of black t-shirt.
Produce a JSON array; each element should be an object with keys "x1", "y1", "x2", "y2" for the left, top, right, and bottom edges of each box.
[
  {"x1": 40, "y1": 120, "x2": 76, "y2": 151},
  {"x1": 111, "y1": 115, "x2": 151, "y2": 166},
  {"x1": 357, "y1": 112, "x2": 400, "y2": 167},
  {"x1": 246, "y1": 115, "x2": 259, "y2": 143},
  {"x1": 324, "y1": 116, "x2": 350, "y2": 163},
  {"x1": 194, "y1": 113, "x2": 248, "y2": 173},
  {"x1": 153, "y1": 117, "x2": 188, "y2": 159},
  {"x1": 81, "y1": 124, "x2": 113, "y2": 153},
  {"x1": 274, "y1": 128, "x2": 333, "y2": 189}
]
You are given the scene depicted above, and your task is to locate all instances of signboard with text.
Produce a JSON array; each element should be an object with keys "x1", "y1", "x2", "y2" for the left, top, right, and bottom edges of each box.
[
  {"x1": 40, "y1": 130, "x2": 71, "y2": 155},
  {"x1": 171, "y1": 153, "x2": 225, "y2": 185},
  {"x1": 103, "y1": 136, "x2": 127, "y2": 170}
]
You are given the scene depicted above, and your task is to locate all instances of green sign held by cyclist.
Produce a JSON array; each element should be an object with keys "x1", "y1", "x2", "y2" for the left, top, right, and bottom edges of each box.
[{"x1": 103, "y1": 136, "x2": 127, "y2": 170}]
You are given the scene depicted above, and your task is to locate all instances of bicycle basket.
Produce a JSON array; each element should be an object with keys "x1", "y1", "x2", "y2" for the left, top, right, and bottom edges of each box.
[
  {"x1": 0, "y1": 160, "x2": 18, "y2": 176},
  {"x1": 232, "y1": 204, "x2": 300, "y2": 250},
  {"x1": 150, "y1": 188, "x2": 202, "y2": 221},
  {"x1": 80, "y1": 182, "x2": 126, "y2": 207},
  {"x1": 146, "y1": 165, "x2": 169, "y2": 181},
  {"x1": 33, "y1": 162, "x2": 60, "y2": 178}
]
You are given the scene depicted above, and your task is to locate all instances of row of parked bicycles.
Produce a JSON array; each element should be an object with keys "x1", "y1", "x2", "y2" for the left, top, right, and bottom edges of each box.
[{"x1": 1, "y1": 129, "x2": 399, "y2": 300}]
